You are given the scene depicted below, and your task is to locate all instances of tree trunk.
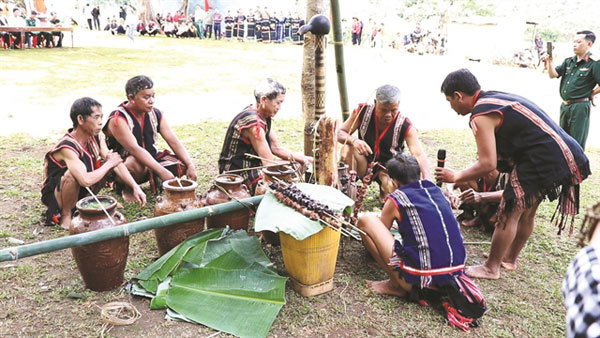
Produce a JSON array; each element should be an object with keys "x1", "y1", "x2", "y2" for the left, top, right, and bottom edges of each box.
[
  {"x1": 301, "y1": 0, "x2": 328, "y2": 159},
  {"x1": 137, "y1": 0, "x2": 156, "y2": 26},
  {"x1": 178, "y1": 0, "x2": 190, "y2": 16},
  {"x1": 440, "y1": 0, "x2": 453, "y2": 53}
]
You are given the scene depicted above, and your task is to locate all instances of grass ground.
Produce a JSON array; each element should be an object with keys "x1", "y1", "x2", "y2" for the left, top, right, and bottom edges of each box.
[{"x1": 1, "y1": 31, "x2": 599, "y2": 337}]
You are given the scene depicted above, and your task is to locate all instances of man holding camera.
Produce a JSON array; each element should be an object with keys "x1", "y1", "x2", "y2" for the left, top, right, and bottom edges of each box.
[{"x1": 544, "y1": 30, "x2": 600, "y2": 149}]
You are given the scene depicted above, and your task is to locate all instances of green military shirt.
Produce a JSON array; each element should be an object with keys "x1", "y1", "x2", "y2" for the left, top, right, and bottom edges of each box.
[
  {"x1": 25, "y1": 18, "x2": 36, "y2": 27},
  {"x1": 555, "y1": 52, "x2": 600, "y2": 100}
]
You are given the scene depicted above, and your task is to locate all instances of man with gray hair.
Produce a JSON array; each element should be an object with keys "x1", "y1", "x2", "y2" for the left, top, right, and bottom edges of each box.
[
  {"x1": 218, "y1": 78, "x2": 312, "y2": 194},
  {"x1": 338, "y1": 84, "x2": 430, "y2": 199}
]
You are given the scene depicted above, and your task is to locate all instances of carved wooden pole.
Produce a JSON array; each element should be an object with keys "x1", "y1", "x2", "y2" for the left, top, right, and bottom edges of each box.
[
  {"x1": 299, "y1": 14, "x2": 332, "y2": 183},
  {"x1": 315, "y1": 117, "x2": 339, "y2": 186}
]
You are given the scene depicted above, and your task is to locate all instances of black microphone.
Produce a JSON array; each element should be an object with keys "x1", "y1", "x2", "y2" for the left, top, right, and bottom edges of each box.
[{"x1": 437, "y1": 149, "x2": 446, "y2": 187}]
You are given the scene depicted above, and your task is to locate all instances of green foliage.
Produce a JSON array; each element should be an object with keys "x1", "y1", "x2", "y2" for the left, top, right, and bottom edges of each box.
[
  {"x1": 134, "y1": 230, "x2": 287, "y2": 337},
  {"x1": 460, "y1": 0, "x2": 495, "y2": 17},
  {"x1": 538, "y1": 28, "x2": 563, "y2": 43}
]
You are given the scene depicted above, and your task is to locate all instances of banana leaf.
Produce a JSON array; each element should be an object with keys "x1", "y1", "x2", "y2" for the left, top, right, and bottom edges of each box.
[
  {"x1": 254, "y1": 183, "x2": 354, "y2": 240},
  {"x1": 166, "y1": 267, "x2": 287, "y2": 338},
  {"x1": 136, "y1": 228, "x2": 225, "y2": 292},
  {"x1": 132, "y1": 229, "x2": 287, "y2": 336},
  {"x1": 186, "y1": 230, "x2": 272, "y2": 270},
  {"x1": 129, "y1": 282, "x2": 155, "y2": 299},
  {"x1": 138, "y1": 279, "x2": 159, "y2": 294},
  {"x1": 165, "y1": 308, "x2": 195, "y2": 323},
  {"x1": 149, "y1": 277, "x2": 171, "y2": 310}
]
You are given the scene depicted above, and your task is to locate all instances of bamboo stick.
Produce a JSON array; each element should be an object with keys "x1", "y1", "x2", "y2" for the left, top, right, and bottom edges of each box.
[
  {"x1": 330, "y1": 0, "x2": 350, "y2": 121},
  {"x1": 0, "y1": 196, "x2": 264, "y2": 262}
]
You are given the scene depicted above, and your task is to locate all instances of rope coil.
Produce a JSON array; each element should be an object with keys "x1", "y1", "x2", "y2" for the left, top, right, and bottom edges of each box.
[{"x1": 99, "y1": 301, "x2": 141, "y2": 336}]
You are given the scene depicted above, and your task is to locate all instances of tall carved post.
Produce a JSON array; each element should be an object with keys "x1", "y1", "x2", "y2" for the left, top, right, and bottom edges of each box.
[
  {"x1": 315, "y1": 117, "x2": 339, "y2": 186},
  {"x1": 299, "y1": 14, "x2": 332, "y2": 183}
]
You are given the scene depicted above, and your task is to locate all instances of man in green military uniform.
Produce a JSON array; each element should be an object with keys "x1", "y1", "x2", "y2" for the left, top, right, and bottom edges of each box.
[{"x1": 544, "y1": 30, "x2": 600, "y2": 149}]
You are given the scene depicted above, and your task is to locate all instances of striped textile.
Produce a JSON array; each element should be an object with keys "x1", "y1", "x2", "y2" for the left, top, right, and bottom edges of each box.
[
  {"x1": 470, "y1": 91, "x2": 590, "y2": 234},
  {"x1": 41, "y1": 131, "x2": 102, "y2": 224},
  {"x1": 387, "y1": 180, "x2": 466, "y2": 288},
  {"x1": 355, "y1": 103, "x2": 411, "y2": 167},
  {"x1": 103, "y1": 102, "x2": 163, "y2": 160},
  {"x1": 218, "y1": 106, "x2": 271, "y2": 189}
]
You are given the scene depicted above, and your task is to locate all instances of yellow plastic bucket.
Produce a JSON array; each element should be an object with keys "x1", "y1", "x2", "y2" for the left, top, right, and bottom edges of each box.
[{"x1": 279, "y1": 227, "x2": 341, "y2": 296}]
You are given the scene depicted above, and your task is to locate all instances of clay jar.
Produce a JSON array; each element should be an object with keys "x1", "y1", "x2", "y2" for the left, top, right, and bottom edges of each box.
[
  {"x1": 256, "y1": 164, "x2": 300, "y2": 195},
  {"x1": 70, "y1": 195, "x2": 128, "y2": 292},
  {"x1": 205, "y1": 174, "x2": 251, "y2": 230},
  {"x1": 263, "y1": 164, "x2": 299, "y2": 183},
  {"x1": 154, "y1": 178, "x2": 204, "y2": 256}
]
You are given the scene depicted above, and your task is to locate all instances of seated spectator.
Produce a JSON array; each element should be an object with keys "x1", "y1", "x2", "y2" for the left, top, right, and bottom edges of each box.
[
  {"x1": 103, "y1": 75, "x2": 197, "y2": 199},
  {"x1": 136, "y1": 20, "x2": 146, "y2": 35},
  {"x1": 176, "y1": 18, "x2": 195, "y2": 38},
  {"x1": 116, "y1": 18, "x2": 126, "y2": 35},
  {"x1": 36, "y1": 14, "x2": 52, "y2": 48},
  {"x1": 103, "y1": 16, "x2": 111, "y2": 30},
  {"x1": 107, "y1": 18, "x2": 118, "y2": 35},
  {"x1": 411, "y1": 23, "x2": 424, "y2": 44},
  {"x1": 49, "y1": 12, "x2": 63, "y2": 48},
  {"x1": 24, "y1": 10, "x2": 37, "y2": 48},
  {"x1": 42, "y1": 97, "x2": 146, "y2": 229},
  {"x1": 7, "y1": 8, "x2": 26, "y2": 48},
  {"x1": 0, "y1": 8, "x2": 9, "y2": 48},
  {"x1": 146, "y1": 20, "x2": 158, "y2": 36},
  {"x1": 163, "y1": 20, "x2": 177, "y2": 37}
]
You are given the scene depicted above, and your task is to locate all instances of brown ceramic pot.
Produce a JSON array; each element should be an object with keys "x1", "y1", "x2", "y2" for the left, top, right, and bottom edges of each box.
[
  {"x1": 255, "y1": 164, "x2": 300, "y2": 195},
  {"x1": 154, "y1": 178, "x2": 204, "y2": 256},
  {"x1": 205, "y1": 174, "x2": 251, "y2": 230},
  {"x1": 70, "y1": 195, "x2": 128, "y2": 292}
]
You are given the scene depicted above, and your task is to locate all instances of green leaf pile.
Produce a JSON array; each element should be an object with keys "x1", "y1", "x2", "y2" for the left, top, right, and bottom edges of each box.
[{"x1": 131, "y1": 228, "x2": 287, "y2": 338}]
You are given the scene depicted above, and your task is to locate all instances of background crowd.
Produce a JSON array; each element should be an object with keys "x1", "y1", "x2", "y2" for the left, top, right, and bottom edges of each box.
[
  {"x1": 1, "y1": 1, "x2": 445, "y2": 53},
  {"x1": 119, "y1": 6, "x2": 307, "y2": 44},
  {"x1": 0, "y1": 5, "x2": 64, "y2": 49},
  {"x1": 346, "y1": 16, "x2": 446, "y2": 55}
]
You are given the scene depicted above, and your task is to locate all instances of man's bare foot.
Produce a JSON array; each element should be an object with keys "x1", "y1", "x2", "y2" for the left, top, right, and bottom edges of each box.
[
  {"x1": 122, "y1": 189, "x2": 137, "y2": 203},
  {"x1": 500, "y1": 261, "x2": 517, "y2": 271},
  {"x1": 465, "y1": 265, "x2": 500, "y2": 280},
  {"x1": 60, "y1": 217, "x2": 71, "y2": 230},
  {"x1": 366, "y1": 279, "x2": 406, "y2": 297},
  {"x1": 481, "y1": 253, "x2": 517, "y2": 270}
]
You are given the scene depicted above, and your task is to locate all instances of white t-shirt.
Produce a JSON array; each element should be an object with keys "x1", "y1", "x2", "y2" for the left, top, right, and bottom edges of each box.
[
  {"x1": 84, "y1": 5, "x2": 93, "y2": 19},
  {"x1": 8, "y1": 14, "x2": 26, "y2": 27}
]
